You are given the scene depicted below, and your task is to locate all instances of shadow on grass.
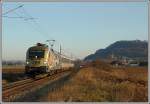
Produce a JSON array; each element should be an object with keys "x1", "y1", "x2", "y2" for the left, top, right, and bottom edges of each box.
[{"x1": 2, "y1": 73, "x2": 27, "y2": 83}]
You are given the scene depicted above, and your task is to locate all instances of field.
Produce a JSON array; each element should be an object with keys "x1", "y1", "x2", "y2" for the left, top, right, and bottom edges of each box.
[
  {"x1": 40, "y1": 60, "x2": 148, "y2": 102},
  {"x1": 2, "y1": 66, "x2": 25, "y2": 74},
  {"x1": 2, "y1": 66, "x2": 26, "y2": 84}
]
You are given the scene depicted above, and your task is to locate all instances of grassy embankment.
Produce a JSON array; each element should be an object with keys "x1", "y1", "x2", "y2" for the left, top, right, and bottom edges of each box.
[
  {"x1": 2, "y1": 66, "x2": 25, "y2": 84},
  {"x1": 41, "y1": 60, "x2": 148, "y2": 102}
]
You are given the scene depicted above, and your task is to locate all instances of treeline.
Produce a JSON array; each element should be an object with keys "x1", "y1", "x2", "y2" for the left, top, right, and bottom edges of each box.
[{"x1": 2, "y1": 60, "x2": 25, "y2": 66}]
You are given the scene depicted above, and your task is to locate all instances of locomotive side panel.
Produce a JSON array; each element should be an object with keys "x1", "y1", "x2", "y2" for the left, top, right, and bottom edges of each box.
[
  {"x1": 61, "y1": 57, "x2": 74, "y2": 69},
  {"x1": 47, "y1": 51, "x2": 61, "y2": 71},
  {"x1": 61, "y1": 63, "x2": 74, "y2": 69}
]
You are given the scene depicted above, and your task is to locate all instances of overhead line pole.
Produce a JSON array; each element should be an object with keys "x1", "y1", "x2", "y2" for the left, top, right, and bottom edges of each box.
[{"x1": 46, "y1": 40, "x2": 56, "y2": 50}]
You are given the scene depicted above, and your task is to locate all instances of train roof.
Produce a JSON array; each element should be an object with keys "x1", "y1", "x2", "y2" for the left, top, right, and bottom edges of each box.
[{"x1": 28, "y1": 43, "x2": 49, "y2": 51}]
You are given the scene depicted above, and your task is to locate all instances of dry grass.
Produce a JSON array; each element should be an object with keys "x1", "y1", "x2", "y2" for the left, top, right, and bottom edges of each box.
[
  {"x1": 2, "y1": 80, "x2": 8, "y2": 85},
  {"x1": 2, "y1": 66, "x2": 25, "y2": 74},
  {"x1": 2, "y1": 66, "x2": 26, "y2": 83},
  {"x1": 41, "y1": 61, "x2": 148, "y2": 102}
]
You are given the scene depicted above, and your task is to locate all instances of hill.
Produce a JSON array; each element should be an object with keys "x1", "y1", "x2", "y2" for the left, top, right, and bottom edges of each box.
[{"x1": 84, "y1": 40, "x2": 148, "y2": 61}]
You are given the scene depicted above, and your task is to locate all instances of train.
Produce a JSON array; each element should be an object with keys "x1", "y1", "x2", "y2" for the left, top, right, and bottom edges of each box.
[{"x1": 25, "y1": 43, "x2": 74, "y2": 76}]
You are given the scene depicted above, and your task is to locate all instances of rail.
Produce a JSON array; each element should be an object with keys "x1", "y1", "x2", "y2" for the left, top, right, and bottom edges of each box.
[{"x1": 2, "y1": 70, "x2": 71, "y2": 102}]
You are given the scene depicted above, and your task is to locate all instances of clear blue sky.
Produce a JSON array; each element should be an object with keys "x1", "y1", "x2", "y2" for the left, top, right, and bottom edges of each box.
[{"x1": 2, "y1": 2, "x2": 148, "y2": 61}]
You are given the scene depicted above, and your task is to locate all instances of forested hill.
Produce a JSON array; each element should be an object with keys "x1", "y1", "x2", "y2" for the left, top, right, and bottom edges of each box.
[{"x1": 84, "y1": 40, "x2": 148, "y2": 61}]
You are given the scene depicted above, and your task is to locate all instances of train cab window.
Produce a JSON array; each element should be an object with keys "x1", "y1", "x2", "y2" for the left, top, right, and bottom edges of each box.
[{"x1": 29, "y1": 50, "x2": 45, "y2": 58}]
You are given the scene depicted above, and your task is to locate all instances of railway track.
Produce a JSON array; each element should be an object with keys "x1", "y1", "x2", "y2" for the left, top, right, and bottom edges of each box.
[
  {"x1": 2, "y1": 78, "x2": 34, "y2": 91},
  {"x1": 2, "y1": 70, "x2": 71, "y2": 102}
]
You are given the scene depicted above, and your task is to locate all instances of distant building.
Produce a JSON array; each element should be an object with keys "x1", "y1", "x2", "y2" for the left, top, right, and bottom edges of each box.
[{"x1": 109, "y1": 54, "x2": 147, "y2": 67}]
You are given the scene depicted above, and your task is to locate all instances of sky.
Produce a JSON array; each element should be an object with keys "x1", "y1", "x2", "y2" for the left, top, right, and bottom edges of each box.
[{"x1": 2, "y1": 2, "x2": 148, "y2": 61}]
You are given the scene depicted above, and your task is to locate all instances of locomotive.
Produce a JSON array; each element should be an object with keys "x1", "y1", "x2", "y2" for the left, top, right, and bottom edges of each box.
[{"x1": 25, "y1": 43, "x2": 74, "y2": 76}]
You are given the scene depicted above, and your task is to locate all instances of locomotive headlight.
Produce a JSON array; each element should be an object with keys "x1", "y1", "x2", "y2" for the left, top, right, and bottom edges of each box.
[
  {"x1": 26, "y1": 61, "x2": 29, "y2": 65},
  {"x1": 44, "y1": 61, "x2": 47, "y2": 64}
]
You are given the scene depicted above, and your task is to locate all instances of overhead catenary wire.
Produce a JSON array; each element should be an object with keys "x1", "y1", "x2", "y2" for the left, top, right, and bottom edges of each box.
[
  {"x1": 20, "y1": 6, "x2": 72, "y2": 58},
  {"x1": 3, "y1": 5, "x2": 24, "y2": 15},
  {"x1": 21, "y1": 6, "x2": 52, "y2": 39},
  {"x1": 3, "y1": 4, "x2": 51, "y2": 40},
  {"x1": 3, "y1": 4, "x2": 78, "y2": 60},
  {"x1": 3, "y1": 4, "x2": 60, "y2": 49},
  {"x1": 3, "y1": 16, "x2": 36, "y2": 20},
  {"x1": 3, "y1": 4, "x2": 37, "y2": 20},
  {"x1": 3, "y1": 16, "x2": 26, "y2": 19},
  {"x1": 61, "y1": 48, "x2": 78, "y2": 60},
  {"x1": 53, "y1": 41, "x2": 76, "y2": 61}
]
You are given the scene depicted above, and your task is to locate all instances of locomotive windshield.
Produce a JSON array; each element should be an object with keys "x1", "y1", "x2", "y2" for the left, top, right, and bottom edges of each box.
[{"x1": 28, "y1": 50, "x2": 45, "y2": 59}]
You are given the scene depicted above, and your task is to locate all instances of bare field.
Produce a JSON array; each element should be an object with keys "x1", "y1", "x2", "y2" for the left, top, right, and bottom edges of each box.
[
  {"x1": 2, "y1": 66, "x2": 26, "y2": 83},
  {"x1": 40, "y1": 61, "x2": 148, "y2": 102},
  {"x1": 2, "y1": 66, "x2": 25, "y2": 74},
  {"x1": 2, "y1": 80, "x2": 8, "y2": 85}
]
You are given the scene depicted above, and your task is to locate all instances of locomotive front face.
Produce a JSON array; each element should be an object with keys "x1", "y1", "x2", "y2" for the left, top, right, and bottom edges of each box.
[{"x1": 25, "y1": 46, "x2": 49, "y2": 74}]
